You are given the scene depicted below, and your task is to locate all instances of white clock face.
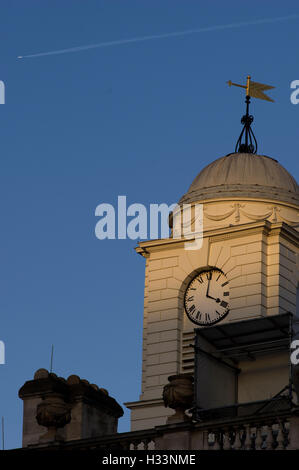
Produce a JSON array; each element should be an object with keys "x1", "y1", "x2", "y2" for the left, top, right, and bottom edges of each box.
[{"x1": 184, "y1": 269, "x2": 230, "y2": 326}]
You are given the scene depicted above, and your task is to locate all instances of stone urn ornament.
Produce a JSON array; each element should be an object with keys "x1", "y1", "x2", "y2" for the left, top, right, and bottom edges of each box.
[
  {"x1": 36, "y1": 393, "x2": 71, "y2": 443},
  {"x1": 162, "y1": 374, "x2": 194, "y2": 423}
]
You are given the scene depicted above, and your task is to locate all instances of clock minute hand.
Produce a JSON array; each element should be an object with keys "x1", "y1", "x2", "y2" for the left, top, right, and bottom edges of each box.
[
  {"x1": 206, "y1": 278, "x2": 220, "y2": 302},
  {"x1": 206, "y1": 275, "x2": 214, "y2": 298},
  {"x1": 206, "y1": 276, "x2": 211, "y2": 297}
]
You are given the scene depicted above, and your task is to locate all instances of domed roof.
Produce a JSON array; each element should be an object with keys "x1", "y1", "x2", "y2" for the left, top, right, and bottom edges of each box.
[{"x1": 180, "y1": 153, "x2": 299, "y2": 206}]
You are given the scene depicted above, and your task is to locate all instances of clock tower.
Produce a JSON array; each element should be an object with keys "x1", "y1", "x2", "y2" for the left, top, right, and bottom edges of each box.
[{"x1": 125, "y1": 151, "x2": 299, "y2": 431}]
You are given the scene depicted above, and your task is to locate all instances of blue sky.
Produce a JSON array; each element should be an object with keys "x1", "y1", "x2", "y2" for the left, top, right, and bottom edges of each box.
[{"x1": 1, "y1": 0, "x2": 299, "y2": 449}]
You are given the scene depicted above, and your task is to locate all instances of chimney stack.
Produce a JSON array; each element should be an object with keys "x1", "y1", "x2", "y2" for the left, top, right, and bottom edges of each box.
[{"x1": 18, "y1": 369, "x2": 123, "y2": 447}]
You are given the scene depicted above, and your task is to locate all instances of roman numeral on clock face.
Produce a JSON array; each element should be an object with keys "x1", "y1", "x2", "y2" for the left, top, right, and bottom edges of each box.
[{"x1": 189, "y1": 305, "x2": 196, "y2": 314}]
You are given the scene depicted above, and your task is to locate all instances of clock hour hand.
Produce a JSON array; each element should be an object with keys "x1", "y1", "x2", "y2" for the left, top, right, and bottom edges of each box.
[{"x1": 207, "y1": 294, "x2": 221, "y2": 303}]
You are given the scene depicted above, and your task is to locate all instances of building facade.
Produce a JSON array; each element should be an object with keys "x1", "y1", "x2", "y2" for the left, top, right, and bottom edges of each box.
[{"x1": 17, "y1": 151, "x2": 299, "y2": 451}]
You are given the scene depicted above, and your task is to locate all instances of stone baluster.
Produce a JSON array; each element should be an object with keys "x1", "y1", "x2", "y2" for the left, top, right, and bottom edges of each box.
[
  {"x1": 264, "y1": 423, "x2": 274, "y2": 450},
  {"x1": 244, "y1": 424, "x2": 252, "y2": 450},
  {"x1": 234, "y1": 428, "x2": 242, "y2": 450},
  {"x1": 223, "y1": 429, "x2": 231, "y2": 450},
  {"x1": 255, "y1": 426, "x2": 263, "y2": 450},
  {"x1": 284, "y1": 421, "x2": 290, "y2": 449},
  {"x1": 276, "y1": 421, "x2": 285, "y2": 450},
  {"x1": 148, "y1": 440, "x2": 155, "y2": 450},
  {"x1": 213, "y1": 432, "x2": 221, "y2": 450},
  {"x1": 203, "y1": 430, "x2": 209, "y2": 450},
  {"x1": 133, "y1": 440, "x2": 140, "y2": 450},
  {"x1": 138, "y1": 441, "x2": 145, "y2": 450},
  {"x1": 208, "y1": 432, "x2": 215, "y2": 448}
]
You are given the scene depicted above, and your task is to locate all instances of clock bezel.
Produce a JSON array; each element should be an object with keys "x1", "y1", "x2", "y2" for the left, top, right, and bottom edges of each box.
[{"x1": 184, "y1": 268, "x2": 230, "y2": 327}]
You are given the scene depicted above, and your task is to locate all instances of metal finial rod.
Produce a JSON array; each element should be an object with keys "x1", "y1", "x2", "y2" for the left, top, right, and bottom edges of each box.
[
  {"x1": 50, "y1": 344, "x2": 54, "y2": 373},
  {"x1": 245, "y1": 75, "x2": 251, "y2": 95},
  {"x1": 244, "y1": 94, "x2": 250, "y2": 149},
  {"x1": 235, "y1": 95, "x2": 257, "y2": 154},
  {"x1": 2, "y1": 416, "x2": 4, "y2": 450}
]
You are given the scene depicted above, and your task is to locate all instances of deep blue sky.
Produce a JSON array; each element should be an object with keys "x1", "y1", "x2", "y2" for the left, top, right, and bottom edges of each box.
[{"x1": 1, "y1": 0, "x2": 299, "y2": 449}]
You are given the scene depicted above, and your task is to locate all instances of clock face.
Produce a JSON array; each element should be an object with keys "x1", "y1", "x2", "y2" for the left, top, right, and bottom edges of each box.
[{"x1": 184, "y1": 269, "x2": 230, "y2": 326}]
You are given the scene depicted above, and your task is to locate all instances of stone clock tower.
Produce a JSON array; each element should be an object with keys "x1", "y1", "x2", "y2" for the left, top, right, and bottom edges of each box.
[{"x1": 125, "y1": 151, "x2": 299, "y2": 431}]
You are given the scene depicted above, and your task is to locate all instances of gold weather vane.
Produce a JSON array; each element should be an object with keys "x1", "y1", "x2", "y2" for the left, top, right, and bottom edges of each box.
[
  {"x1": 227, "y1": 75, "x2": 275, "y2": 154},
  {"x1": 227, "y1": 75, "x2": 275, "y2": 102}
]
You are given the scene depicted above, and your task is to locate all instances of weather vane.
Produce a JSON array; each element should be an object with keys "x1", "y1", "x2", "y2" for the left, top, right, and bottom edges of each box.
[{"x1": 227, "y1": 75, "x2": 275, "y2": 154}]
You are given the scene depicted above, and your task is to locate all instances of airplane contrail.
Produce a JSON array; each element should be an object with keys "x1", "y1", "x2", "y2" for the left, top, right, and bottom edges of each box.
[{"x1": 17, "y1": 14, "x2": 299, "y2": 59}]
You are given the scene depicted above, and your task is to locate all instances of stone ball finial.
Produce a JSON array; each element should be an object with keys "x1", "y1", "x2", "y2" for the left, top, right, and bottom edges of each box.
[
  {"x1": 67, "y1": 375, "x2": 80, "y2": 385},
  {"x1": 81, "y1": 379, "x2": 90, "y2": 385},
  {"x1": 90, "y1": 384, "x2": 99, "y2": 391},
  {"x1": 34, "y1": 369, "x2": 49, "y2": 380}
]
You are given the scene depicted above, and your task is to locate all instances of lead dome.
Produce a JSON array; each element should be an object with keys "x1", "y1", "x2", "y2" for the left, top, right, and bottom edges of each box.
[{"x1": 180, "y1": 153, "x2": 299, "y2": 206}]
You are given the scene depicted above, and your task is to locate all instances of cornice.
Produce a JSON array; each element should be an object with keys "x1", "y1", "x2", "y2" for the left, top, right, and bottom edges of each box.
[
  {"x1": 125, "y1": 398, "x2": 164, "y2": 410},
  {"x1": 135, "y1": 221, "x2": 299, "y2": 257}
]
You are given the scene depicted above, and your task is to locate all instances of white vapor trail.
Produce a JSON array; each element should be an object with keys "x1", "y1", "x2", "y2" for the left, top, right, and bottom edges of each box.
[{"x1": 18, "y1": 14, "x2": 299, "y2": 59}]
